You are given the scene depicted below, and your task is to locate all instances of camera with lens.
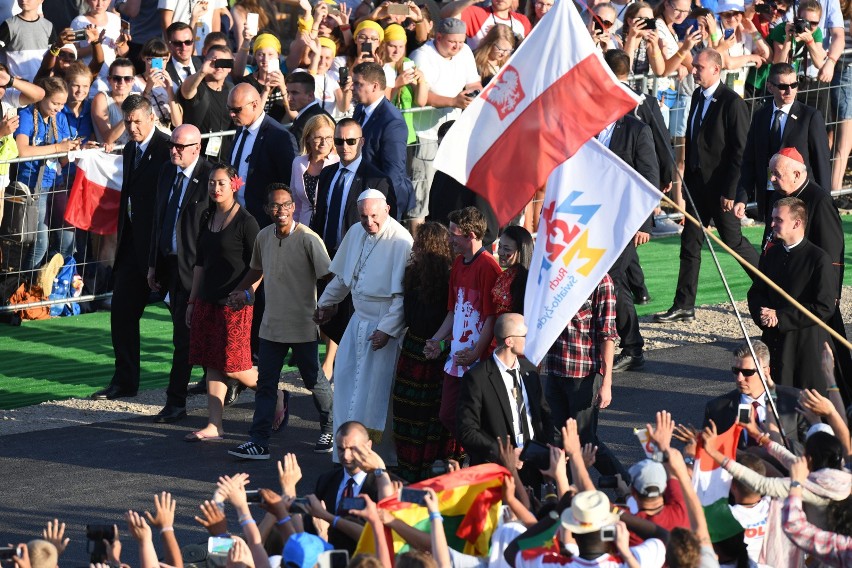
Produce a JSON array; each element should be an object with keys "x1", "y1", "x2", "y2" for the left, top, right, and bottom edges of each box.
[
  {"x1": 72, "y1": 28, "x2": 88, "y2": 41},
  {"x1": 794, "y1": 17, "x2": 808, "y2": 34},
  {"x1": 754, "y1": 1, "x2": 775, "y2": 15}
]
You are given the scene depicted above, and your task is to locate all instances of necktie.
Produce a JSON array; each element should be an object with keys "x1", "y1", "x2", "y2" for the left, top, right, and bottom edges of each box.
[
  {"x1": 688, "y1": 91, "x2": 706, "y2": 171},
  {"x1": 324, "y1": 167, "x2": 348, "y2": 248},
  {"x1": 769, "y1": 109, "x2": 783, "y2": 155},
  {"x1": 134, "y1": 142, "x2": 144, "y2": 169},
  {"x1": 745, "y1": 400, "x2": 762, "y2": 446},
  {"x1": 232, "y1": 128, "x2": 248, "y2": 170},
  {"x1": 354, "y1": 106, "x2": 366, "y2": 126},
  {"x1": 510, "y1": 368, "x2": 531, "y2": 444},
  {"x1": 159, "y1": 171, "x2": 184, "y2": 255},
  {"x1": 338, "y1": 477, "x2": 356, "y2": 513},
  {"x1": 183, "y1": 65, "x2": 192, "y2": 77}
]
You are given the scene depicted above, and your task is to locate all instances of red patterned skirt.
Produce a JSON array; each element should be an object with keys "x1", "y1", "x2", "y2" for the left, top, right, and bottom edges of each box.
[{"x1": 189, "y1": 299, "x2": 253, "y2": 372}]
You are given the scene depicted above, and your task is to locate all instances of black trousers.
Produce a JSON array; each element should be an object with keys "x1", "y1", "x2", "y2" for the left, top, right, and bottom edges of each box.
[
  {"x1": 162, "y1": 256, "x2": 193, "y2": 408},
  {"x1": 626, "y1": 252, "x2": 648, "y2": 298},
  {"x1": 109, "y1": 263, "x2": 150, "y2": 392},
  {"x1": 674, "y1": 179, "x2": 760, "y2": 310},
  {"x1": 609, "y1": 244, "x2": 644, "y2": 356}
]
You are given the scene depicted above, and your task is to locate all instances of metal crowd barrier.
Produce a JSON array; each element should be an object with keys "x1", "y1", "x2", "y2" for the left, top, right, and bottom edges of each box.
[{"x1": 3, "y1": 53, "x2": 852, "y2": 315}]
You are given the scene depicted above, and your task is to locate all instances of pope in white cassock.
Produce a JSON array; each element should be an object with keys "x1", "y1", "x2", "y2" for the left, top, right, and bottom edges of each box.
[{"x1": 315, "y1": 189, "x2": 413, "y2": 463}]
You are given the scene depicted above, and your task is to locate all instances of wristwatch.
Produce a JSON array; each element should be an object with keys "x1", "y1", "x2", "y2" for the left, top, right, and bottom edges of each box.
[
  {"x1": 374, "y1": 468, "x2": 385, "y2": 477},
  {"x1": 790, "y1": 481, "x2": 802, "y2": 489}
]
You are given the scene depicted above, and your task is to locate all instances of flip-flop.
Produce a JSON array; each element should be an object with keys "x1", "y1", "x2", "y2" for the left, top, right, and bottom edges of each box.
[
  {"x1": 273, "y1": 390, "x2": 290, "y2": 432},
  {"x1": 185, "y1": 431, "x2": 224, "y2": 442}
]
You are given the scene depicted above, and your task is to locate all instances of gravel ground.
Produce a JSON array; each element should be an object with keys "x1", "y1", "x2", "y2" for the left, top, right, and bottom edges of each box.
[{"x1": 3, "y1": 285, "x2": 852, "y2": 437}]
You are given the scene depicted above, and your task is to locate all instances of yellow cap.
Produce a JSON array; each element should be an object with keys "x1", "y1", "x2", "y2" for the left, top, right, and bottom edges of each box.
[
  {"x1": 383, "y1": 23, "x2": 407, "y2": 43},
  {"x1": 253, "y1": 33, "x2": 282, "y2": 55},
  {"x1": 354, "y1": 20, "x2": 385, "y2": 42}
]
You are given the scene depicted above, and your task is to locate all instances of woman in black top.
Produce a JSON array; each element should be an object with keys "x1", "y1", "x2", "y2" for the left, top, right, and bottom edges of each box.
[{"x1": 185, "y1": 163, "x2": 259, "y2": 442}]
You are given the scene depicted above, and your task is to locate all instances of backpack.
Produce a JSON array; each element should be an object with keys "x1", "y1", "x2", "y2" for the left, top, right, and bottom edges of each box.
[
  {"x1": 0, "y1": 181, "x2": 39, "y2": 245},
  {"x1": 49, "y1": 256, "x2": 82, "y2": 317}
]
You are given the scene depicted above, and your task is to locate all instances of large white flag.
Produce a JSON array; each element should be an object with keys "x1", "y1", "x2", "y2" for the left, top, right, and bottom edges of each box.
[
  {"x1": 433, "y1": 0, "x2": 640, "y2": 226},
  {"x1": 524, "y1": 139, "x2": 662, "y2": 365}
]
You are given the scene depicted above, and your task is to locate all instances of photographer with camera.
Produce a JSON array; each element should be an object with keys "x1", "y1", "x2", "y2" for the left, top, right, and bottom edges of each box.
[{"x1": 770, "y1": 0, "x2": 827, "y2": 70}]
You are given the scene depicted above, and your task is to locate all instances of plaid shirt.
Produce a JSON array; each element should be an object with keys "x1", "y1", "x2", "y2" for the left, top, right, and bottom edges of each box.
[
  {"x1": 541, "y1": 274, "x2": 618, "y2": 379},
  {"x1": 783, "y1": 495, "x2": 852, "y2": 565}
]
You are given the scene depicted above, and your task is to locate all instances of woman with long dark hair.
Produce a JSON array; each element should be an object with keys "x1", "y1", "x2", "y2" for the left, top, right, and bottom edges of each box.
[
  {"x1": 185, "y1": 163, "x2": 259, "y2": 442},
  {"x1": 492, "y1": 225, "x2": 533, "y2": 315},
  {"x1": 393, "y1": 222, "x2": 455, "y2": 481}
]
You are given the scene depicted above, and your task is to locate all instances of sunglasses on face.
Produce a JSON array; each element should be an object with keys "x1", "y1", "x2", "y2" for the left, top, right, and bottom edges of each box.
[
  {"x1": 732, "y1": 366, "x2": 760, "y2": 376},
  {"x1": 772, "y1": 80, "x2": 799, "y2": 91},
  {"x1": 168, "y1": 141, "x2": 199, "y2": 151},
  {"x1": 597, "y1": 19, "x2": 614, "y2": 29},
  {"x1": 228, "y1": 101, "x2": 256, "y2": 114},
  {"x1": 110, "y1": 75, "x2": 134, "y2": 83},
  {"x1": 334, "y1": 137, "x2": 360, "y2": 146},
  {"x1": 170, "y1": 39, "x2": 194, "y2": 47}
]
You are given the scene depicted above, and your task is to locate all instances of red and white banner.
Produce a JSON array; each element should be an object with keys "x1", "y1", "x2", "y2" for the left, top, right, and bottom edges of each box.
[
  {"x1": 65, "y1": 150, "x2": 123, "y2": 235},
  {"x1": 694, "y1": 422, "x2": 742, "y2": 506},
  {"x1": 433, "y1": 0, "x2": 641, "y2": 226},
  {"x1": 523, "y1": 139, "x2": 661, "y2": 365}
]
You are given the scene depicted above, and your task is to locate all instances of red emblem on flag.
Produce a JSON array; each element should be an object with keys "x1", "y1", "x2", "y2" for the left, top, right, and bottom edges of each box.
[{"x1": 483, "y1": 66, "x2": 525, "y2": 120}]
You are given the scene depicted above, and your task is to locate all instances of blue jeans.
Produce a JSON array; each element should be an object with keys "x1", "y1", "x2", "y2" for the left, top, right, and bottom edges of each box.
[
  {"x1": 545, "y1": 372, "x2": 630, "y2": 481},
  {"x1": 249, "y1": 338, "x2": 333, "y2": 447}
]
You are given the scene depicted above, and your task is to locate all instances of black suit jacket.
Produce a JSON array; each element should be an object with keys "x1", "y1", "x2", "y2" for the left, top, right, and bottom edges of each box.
[
  {"x1": 313, "y1": 467, "x2": 379, "y2": 553},
  {"x1": 703, "y1": 386, "x2": 809, "y2": 455},
  {"x1": 457, "y1": 357, "x2": 552, "y2": 465},
  {"x1": 148, "y1": 158, "x2": 213, "y2": 290},
  {"x1": 738, "y1": 100, "x2": 831, "y2": 210},
  {"x1": 685, "y1": 83, "x2": 749, "y2": 200},
  {"x1": 116, "y1": 129, "x2": 172, "y2": 275},
  {"x1": 356, "y1": 98, "x2": 414, "y2": 216},
  {"x1": 233, "y1": 115, "x2": 298, "y2": 227},
  {"x1": 630, "y1": 84, "x2": 674, "y2": 189},
  {"x1": 309, "y1": 160, "x2": 397, "y2": 252},
  {"x1": 607, "y1": 114, "x2": 659, "y2": 233},
  {"x1": 166, "y1": 56, "x2": 203, "y2": 88},
  {"x1": 289, "y1": 101, "x2": 332, "y2": 148}
]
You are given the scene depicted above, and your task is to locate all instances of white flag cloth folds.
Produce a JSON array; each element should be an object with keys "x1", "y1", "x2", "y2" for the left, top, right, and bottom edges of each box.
[
  {"x1": 523, "y1": 138, "x2": 662, "y2": 365},
  {"x1": 433, "y1": 0, "x2": 641, "y2": 226}
]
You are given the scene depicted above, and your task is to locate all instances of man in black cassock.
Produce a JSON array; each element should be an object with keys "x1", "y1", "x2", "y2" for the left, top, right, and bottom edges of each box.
[
  {"x1": 747, "y1": 196, "x2": 838, "y2": 393},
  {"x1": 754, "y1": 147, "x2": 852, "y2": 403}
]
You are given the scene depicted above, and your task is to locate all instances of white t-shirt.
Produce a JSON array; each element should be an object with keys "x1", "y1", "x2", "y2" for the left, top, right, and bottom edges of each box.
[
  {"x1": 410, "y1": 39, "x2": 480, "y2": 140},
  {"x1": 157, "y1": 0, "x2": 227, "y2": 54},
  {"x1": 71, "y1": 12, "x2": 122, "y2": 85},
  {"x1": 515, "y1": 539, "x2": 666, "y2": 568},
  {"x1": 729, "y1": 498, "x2": 771, "y2": 565}
]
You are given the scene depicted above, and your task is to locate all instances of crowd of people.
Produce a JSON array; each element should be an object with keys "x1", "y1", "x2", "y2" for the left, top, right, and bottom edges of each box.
[{"x1": 2, "y1": 0, "x2": 852, "y2": 566}]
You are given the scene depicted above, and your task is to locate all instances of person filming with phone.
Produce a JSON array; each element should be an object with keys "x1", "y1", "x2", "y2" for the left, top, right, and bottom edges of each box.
[
  {"x1": 179, "y1": 45, "x2": 235, "y2": 156},
  {"x1": 134, "y1": 38, "x2": 183, "y2": 129}
]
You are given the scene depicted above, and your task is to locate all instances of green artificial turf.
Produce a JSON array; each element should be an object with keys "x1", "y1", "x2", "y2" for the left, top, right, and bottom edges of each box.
[
  {"x1": 635, "y1": 217, "x2": 852, "y2": 317},
  {"x1": 1, "y1": 218, "x2": 851, "y2": 410}
]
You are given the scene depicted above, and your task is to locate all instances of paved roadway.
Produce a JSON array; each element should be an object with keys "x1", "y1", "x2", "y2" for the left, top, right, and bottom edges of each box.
[{"x1": 0, "y1": 340, "x2": 741, "y2": 567}]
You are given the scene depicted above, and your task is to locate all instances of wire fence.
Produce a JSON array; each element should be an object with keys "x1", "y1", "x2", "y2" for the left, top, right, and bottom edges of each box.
[{"x1": 2, "y1": 54, "x2": 852, "y2": 315}]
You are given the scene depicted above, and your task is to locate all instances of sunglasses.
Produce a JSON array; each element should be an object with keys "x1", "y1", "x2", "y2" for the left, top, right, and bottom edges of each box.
[
  {"x1": 772, "y1": 80, "x2": 799, "y2": 91},
  {"x1": 170, "y1": 39, "x2": 194, "y2": 47},
  {"x1": 110, "y1": 75, "x2": 134, "y2": 83},
  {"x1": 168, "y1": 141, "x2": 199, "y2": 151},
  {"x1": 732, "y1": 366, "x2": 760, "y2": 376},
  {"x1": 228, "y1": 101, "x2": 256, "y2": 114},
  {"x1": 334, "y1": 137, "x2": 360, "y2": 146},
  {"x1": 597, "y1": 19, "x2": 614, "y2": 29}
]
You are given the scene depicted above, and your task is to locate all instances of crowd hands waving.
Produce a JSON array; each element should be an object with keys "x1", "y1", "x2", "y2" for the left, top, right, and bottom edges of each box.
[{"x1": 9, "y1": 380, "x2": 852, "y2": 568}]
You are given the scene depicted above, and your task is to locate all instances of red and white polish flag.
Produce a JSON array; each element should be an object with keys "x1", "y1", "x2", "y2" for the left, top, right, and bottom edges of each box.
[
  {"x1": 433, "y1": 0, "x2": 641, "y2": 226},
  {"x1": 65, "y1": 150, "x2": 123, "y2": 235}
]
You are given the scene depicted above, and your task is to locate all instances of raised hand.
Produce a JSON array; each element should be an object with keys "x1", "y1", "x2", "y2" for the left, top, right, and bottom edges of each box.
[
  {"x1": 144, "y1": 492, "x2": 177, "y2": 529},
  {"x1": 125, "y1": 511, "x2": 152, "y2": 543},
  {"x1": 42, "y1": 519, "x2": 69, "y2": 556},
  {"x1": 277, "y1": 453, "x2": 302, "y2": 497},
  {"x1": 647, "y1": 410, "x2": 674, "y2": 452},
  {"x1": 561, "y1": 419, "x2": 582, "y2": 458},
  {"x1": 194, "y1": 500, "x2": 227, "y2": 536}
]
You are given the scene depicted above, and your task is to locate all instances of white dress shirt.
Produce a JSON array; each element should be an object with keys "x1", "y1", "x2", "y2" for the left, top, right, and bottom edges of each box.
[
  {"x1": 166, "y1": 156, "x2": 199, "y2": 253},
  {"x1": 360, "y1": 97, "x2": 383, "y2": 127},
  {"x1": 493, "y1": 354, "x2": 534, "y2": 448},
  {"x1": 231, "y1": 111, "x2": 265, "y2": 206},
  {"x1": 690, "y1": 80, "x2": 721, "y2": 134},
  {"x1": 326, "y1": 154, "x2": 363, "y2": 246},
  {"x1": 335, "y1": 470, "x2": 368, "y2": 509}
]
